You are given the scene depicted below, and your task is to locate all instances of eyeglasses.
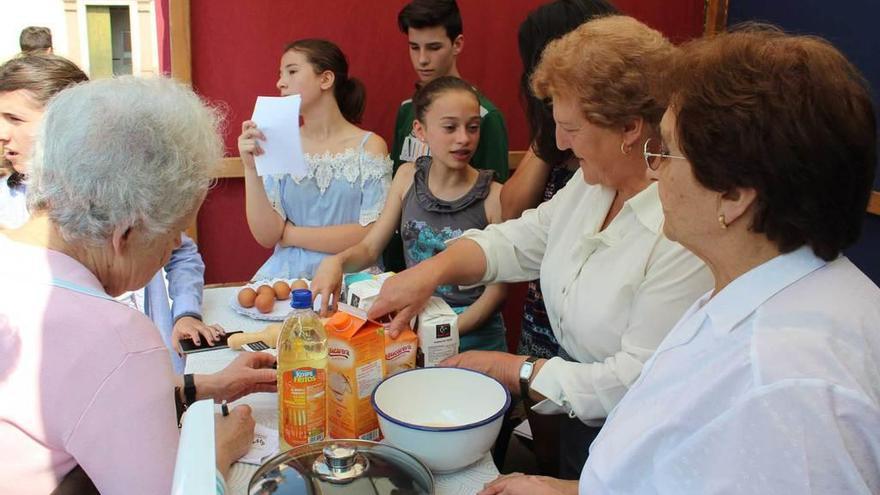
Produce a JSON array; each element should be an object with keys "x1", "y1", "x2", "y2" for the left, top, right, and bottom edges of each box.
[{"x1": 643, "y1": 138, "x2": 686, "y2": 170}]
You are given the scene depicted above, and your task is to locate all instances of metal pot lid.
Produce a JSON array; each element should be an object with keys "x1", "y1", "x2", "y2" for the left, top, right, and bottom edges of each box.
[{"x1": 248, "y1": 439, "x2": 434, "y2": 495}]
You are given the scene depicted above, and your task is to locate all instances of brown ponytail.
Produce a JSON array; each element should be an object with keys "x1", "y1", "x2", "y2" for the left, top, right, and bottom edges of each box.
[{"x1": 283, "y1": 39, "x2": 366, "y2": 123}]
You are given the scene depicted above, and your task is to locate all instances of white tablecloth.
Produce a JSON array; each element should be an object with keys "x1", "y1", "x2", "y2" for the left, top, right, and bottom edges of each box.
[{"x1": 186, "y1": 287, "x2": 500, "y2": 494}]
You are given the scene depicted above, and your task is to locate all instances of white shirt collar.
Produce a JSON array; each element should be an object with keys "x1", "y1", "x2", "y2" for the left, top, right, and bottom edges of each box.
[
  {"x1": 702, "y1": 245, "x2": 827, "y2": 335},
  {"x1": 626, "y1": 182, "x2": 664, "y2": 235}
]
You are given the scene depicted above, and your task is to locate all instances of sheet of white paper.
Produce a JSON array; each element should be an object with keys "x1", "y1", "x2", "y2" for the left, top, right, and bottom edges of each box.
[
  {"x1": 251, "y1": 95, "x2": 306, "y2": 178},
  {"x1": 238, "y1": 423, "x2": 280, "y2": 465},
  {"x1": 172, "y1": 400, "x2": 216, "y2": 495}
]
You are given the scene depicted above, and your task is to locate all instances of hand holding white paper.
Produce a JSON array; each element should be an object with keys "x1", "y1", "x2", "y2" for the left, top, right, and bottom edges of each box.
[
  {"x1": 171, "y1": 400, "x2": 216, "y2": 495},
  {"x1": 252, "y1": 95, "x2": 307, "y2": 178}
]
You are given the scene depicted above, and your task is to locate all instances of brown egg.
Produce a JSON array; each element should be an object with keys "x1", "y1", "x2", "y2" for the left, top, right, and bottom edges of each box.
[
  {"x1": 237, "y1": 287, "x2": 257, "y2": 308},
  {"x1": 256, "y1": 284, "x2": 274, "y2": 297},
  {"x1": 290, "y1": 279, "x2": 309, "y2": 291},
  {"x1": 255, "y1": 292, "x2": 275, "y2": 314},
  {"x1": 273, "y1": 281, "x2": 291, "y2": 300}
]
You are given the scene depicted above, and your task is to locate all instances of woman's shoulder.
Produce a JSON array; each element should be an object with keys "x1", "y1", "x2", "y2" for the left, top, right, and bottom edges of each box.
[
  {"x1": 296, "y1": 131, "x2": 391, "y2": 191},
  {"x1": 305, "y1": 130, "x2": 388, "y2": 161},
  {"x1": 391, "y1": 162, "x2": 417, "y2": 196},
  {"x1": 360, "y1": 131, "x2": 388, "y2": 156},
  {"x1": 395, "y1": 161, "x2": 417, "y2": 180},
  {"x1": 329, "y1": 125, "x2": 387, "y2": 156}
]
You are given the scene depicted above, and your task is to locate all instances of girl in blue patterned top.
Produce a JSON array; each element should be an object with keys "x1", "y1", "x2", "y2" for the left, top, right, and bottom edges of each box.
[
  {"x1": 238, "y1": 39, "x2": 391, "y2": 280},
  {"x1": 312, "y1": 76, "x2": 508, "y2": 352}
]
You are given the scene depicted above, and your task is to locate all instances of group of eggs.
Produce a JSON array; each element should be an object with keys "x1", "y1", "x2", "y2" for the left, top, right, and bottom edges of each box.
[{"x1": 237, "y1": 279, "x2": 309, "y2": 314}]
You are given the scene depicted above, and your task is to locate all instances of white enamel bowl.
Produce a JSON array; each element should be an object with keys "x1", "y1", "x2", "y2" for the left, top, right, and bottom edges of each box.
[{"x1": 371, "y1": 367, "x2": 511, "y2": 473}]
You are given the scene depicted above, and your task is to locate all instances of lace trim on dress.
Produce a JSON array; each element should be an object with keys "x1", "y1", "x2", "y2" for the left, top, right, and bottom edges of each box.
[
  {"x1": 287, "y1": 150, "x2": 392, "y2": 194},
  {"x1": 358, "y1": 178, "x2": 390, "y2": 226}
]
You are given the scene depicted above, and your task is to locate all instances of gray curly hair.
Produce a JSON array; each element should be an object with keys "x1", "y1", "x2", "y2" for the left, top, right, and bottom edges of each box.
[{"x1": 27, "y1": 77, "x2": 223, "y2": 244}]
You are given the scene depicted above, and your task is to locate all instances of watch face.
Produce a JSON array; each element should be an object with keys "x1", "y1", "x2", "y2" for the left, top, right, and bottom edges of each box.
[{"x1": 519, "y1": 361, "x2": 535, "y2": 381}]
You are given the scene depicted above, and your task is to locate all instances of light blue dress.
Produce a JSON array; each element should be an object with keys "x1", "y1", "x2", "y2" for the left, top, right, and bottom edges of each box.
[{"x1": 253, "y1": 132, "x2": 392, "y2": 280}]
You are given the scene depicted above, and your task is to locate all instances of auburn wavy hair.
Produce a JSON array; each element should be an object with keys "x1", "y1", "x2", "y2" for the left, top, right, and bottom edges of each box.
[{"x1": 531, "y1": 15, "x2": 675, "y2": 129}]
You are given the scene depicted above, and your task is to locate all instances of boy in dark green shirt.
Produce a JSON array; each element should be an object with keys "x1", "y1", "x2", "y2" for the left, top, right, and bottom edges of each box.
[{"x1": 386, "y1": 0, "x2": 510, "y2": 271}]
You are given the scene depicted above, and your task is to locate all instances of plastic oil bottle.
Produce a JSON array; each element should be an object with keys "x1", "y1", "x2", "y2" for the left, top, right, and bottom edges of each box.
[{"x1": 277, "y1": 289, "x2": 328, "y2": 451}]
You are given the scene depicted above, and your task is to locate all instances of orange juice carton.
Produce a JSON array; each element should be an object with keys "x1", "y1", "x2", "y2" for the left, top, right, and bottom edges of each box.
[
  {"x1": 325, "y1": 304, "x2": 385, "y2": 441},
  {"x1": 416, "y1": 296, "x2": 460, "y2": 367},
  {"x1": 384, "y1": 324, "x2": 418, "y2": 376}
]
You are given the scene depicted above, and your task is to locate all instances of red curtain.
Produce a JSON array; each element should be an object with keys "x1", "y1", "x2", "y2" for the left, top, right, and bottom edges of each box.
[{"x1": 189, "y1": 0, "x2": 705, "y2": 283}]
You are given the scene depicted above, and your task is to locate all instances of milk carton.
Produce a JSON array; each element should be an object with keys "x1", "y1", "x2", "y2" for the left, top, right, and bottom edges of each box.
[
  {"x1": 324, "y1": 304, "x2": 385, "y2": 441},
  {"x1": 416, "y1": 296, "x2": 460, "y2": 367},
  {"x1": 346, "y1": 279, "x2": 383, "y2": 311}
]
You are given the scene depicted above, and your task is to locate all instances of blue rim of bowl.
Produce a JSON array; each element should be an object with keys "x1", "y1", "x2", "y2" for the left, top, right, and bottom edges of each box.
[{"x1": 371, "y1": 366, "x2": 512, "y2": 432}]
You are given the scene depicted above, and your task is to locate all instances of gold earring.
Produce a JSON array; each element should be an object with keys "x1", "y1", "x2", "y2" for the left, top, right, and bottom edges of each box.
[
  {"x1": 718, "y1": 215, "x2": 728, "y2": 230},
  {"x1": 620, "y1": 141, "x2": 631, "y2": 155}
]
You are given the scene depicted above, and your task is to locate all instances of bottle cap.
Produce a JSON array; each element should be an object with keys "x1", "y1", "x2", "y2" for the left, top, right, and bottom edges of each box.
[{"x1": 291, "y1": 289, "x2": 312, "y2": 309}]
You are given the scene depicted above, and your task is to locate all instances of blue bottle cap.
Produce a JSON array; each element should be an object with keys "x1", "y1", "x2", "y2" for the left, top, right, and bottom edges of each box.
[{"x1": 290, "y1": 289, "x2": 312, "y2": 309}]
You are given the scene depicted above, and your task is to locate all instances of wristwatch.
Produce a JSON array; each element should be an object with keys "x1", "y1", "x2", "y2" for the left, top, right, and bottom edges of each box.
[
  {"x1": 518, "y1": 356, "x2": 540, "y2": 404},
  {"x1": 183, "y1": 373, "x2": 197, "y2": 408}
]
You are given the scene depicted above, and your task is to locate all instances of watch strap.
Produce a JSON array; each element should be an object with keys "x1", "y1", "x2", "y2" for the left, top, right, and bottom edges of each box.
[{"x1": 183, "y1": 373, "x2": 196, "y2": 407}]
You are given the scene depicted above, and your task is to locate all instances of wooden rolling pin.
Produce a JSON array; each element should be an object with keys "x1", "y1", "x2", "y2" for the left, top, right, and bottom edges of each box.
[{"x1": 228, "y1": 323, "x2": 282, "y2": 350}]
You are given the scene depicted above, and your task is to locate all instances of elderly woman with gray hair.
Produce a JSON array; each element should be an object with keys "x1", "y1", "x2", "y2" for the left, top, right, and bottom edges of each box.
[
  {"x1": 0, "y1": 54, "x2": 228, "y2": 372},
  {"x1": 0, "y1": 77, "x2": 276, "y2": 494}
]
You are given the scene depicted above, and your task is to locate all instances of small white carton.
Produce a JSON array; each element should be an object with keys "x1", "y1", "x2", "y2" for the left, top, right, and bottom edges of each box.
[{"x1": 416, "y1": 296, "x2": 460, "y2": 367}]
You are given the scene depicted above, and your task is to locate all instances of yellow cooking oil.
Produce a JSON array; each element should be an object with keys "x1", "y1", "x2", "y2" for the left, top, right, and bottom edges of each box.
[{"x1": 277, "y1": 289, "x2": 328, "y2": 451}]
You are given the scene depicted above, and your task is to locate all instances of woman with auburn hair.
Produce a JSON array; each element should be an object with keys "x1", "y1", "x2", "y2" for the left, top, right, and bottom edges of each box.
[
  {"x1": 483, "y1": 26, "x2": 880, "y2": 495},
  {"x1": 501, "y1": 0, "x2": 618, "y2": 476},
  {"x1": 368, "y1": 16, "x2": 712, "y2": 478}
]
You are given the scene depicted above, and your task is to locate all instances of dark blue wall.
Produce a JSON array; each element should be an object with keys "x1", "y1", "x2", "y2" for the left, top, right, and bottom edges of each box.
[{"x1": 728, "y1": 0, "x2": 880, "y2": 283}]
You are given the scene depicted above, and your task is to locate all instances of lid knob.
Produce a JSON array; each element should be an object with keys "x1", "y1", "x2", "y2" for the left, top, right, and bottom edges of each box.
[
  {"x1": 312, "y1": 444, "x2": 369, "y2": 484},
  {"x1": 323, "y1": 445, "x2": 357, "y2": 471}
]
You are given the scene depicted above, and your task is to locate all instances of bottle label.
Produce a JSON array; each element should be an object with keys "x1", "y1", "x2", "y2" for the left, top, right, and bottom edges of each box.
[{"x1": 280, "y1": 367, "x2": 326, "y2": 445}]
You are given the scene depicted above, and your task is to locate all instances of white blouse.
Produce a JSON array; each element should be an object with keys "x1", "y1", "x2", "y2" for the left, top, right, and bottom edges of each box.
[
  {"x1": 461, "y1": 169, "x2": 712, "y2": 422},
  {"x1": 581, "y1": 247, "x2": 880, "y2": 493}
]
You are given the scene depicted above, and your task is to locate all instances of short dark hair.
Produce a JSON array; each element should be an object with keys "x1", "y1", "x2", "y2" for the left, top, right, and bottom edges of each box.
[
  {"x1": 664, "y1": 25, "x2": 877, "y2": 261},
  {"x1": 398, "y1": 0, "x2": 463, "y2": 41},
  {"x1": 518, "y1": 0, "x2": 617, "y2": 166},
  {"x1": 20, "y1": 26, "x2": 52, "y2": 53},
  {"x1": 412, "y1": 76, "x2": 479, "y2": 123},
  {"x1": 283, "y1": 39, "x2": 366, "y2": 124}
]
